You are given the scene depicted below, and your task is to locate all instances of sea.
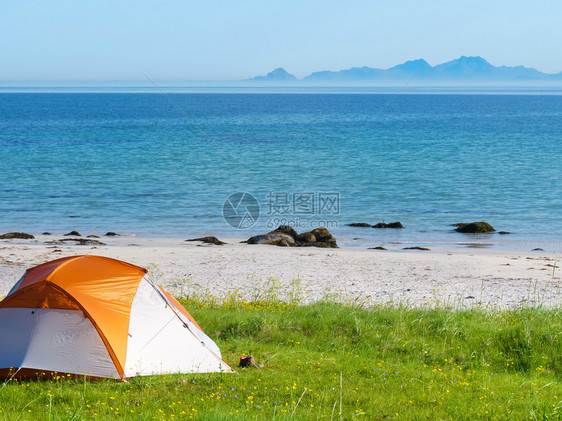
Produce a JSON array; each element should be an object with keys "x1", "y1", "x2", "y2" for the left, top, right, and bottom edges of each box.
[{"x1": 1, "y1": 86, "x2": 561, "y2": 251}]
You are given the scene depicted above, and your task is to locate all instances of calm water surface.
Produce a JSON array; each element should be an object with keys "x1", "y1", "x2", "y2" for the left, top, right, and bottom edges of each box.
[{"x1": 1, "y1": 91, "x2": 561, "y2": 250}]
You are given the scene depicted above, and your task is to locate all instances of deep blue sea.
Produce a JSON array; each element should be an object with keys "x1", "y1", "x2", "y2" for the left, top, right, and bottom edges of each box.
[{"x1": 1, "y1": 89, "x2": 561, "y2": 250}]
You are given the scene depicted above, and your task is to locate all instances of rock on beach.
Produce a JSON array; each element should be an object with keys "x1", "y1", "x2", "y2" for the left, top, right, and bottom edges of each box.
[
  {"x1": 246, "y1": 225, "x2": 338, "y2": 248},
  {"x1": 454, "y1": 222, "x2": 495, "y2": 233}
]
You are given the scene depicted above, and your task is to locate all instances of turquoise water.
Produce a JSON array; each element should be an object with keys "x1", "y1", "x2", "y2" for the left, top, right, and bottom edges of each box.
[{"x1": 1, "y1": 91, "x2": 561, "y2": 249}]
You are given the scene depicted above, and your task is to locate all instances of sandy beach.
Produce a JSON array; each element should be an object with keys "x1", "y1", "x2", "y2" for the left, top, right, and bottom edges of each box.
[{"x1": 1, "y1": 234, "x2": 560, "y2": 309}]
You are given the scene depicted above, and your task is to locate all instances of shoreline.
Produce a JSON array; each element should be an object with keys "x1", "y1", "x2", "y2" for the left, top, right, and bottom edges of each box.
[
  {"x1": 1, "y1": 233, "x2": 560, "y2": 309},
  {"x1": 1, "y1": 227, "x2": 560, "y2": 252}
]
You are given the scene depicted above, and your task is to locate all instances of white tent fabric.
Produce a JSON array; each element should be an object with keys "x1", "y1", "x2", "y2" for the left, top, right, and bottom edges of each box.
[
  {"x1": 0, "y1": 308, "x2": 118, "y2": 378},
  {"x1": 124, "y1": 277, "x2": 229, "y2": 376}
]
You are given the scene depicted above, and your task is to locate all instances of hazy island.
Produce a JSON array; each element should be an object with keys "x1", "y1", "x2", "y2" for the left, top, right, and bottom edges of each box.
[{"x1": 250, "y1": 56, "x2": 562, "y2": 82}]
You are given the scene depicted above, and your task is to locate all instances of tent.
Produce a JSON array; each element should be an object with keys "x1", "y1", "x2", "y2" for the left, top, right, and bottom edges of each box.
[{"x1": 0, "y1": 255, "x2": 233, "y2": 379}]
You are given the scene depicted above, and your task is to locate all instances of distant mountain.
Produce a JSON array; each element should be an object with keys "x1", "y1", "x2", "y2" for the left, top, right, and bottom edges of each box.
[
  {"x1": 388, "y1": 58, "x2": 433, "y2": 74},
  {"x1": 305, "y1": 66, "x2": 386, "y2": 81},
  {"x1": 299, "y1": 56, "x2": 562, "y2": 82},
  {"x1": 430, "y1": 56, "x2": 546, "y2": 80},
  {"x1": 251, "y1": 67, "x2": 297, "y2": 81}
]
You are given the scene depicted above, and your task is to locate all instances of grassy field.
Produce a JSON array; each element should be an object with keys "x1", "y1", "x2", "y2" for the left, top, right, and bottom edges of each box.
[{"x1": 0, "y1": 292, "x2": 561, "y2": 420}]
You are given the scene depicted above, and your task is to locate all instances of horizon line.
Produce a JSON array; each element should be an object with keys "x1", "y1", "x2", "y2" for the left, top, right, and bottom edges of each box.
[{"x1": 2, "y1": 56, "x2": 562, "y2": 84}]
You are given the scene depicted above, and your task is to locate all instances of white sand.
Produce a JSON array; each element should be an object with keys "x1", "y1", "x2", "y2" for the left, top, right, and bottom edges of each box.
[{"x1": 1, "y1": 234, "x2": 560, "y2": 309}]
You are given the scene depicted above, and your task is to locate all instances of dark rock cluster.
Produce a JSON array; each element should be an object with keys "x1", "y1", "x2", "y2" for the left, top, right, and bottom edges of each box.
[
  {"x1": 245, "y1": 225, "x2": 338, "y2": 248},
  {"x1": 46, "y1": 238, "x2": 106, "y2": 246},
  {"x1": 0, "y1": 232, "x2": 35, "y2": 239},
  {"x1": 186, "y1": 236, "x2": 227, "y2": 245},
  {"x1": 346, "y1": 222, "x2": 404, "y2": 228},
  {"x1": 373, "y1": 222, "x2": 404, "y2": 229}
]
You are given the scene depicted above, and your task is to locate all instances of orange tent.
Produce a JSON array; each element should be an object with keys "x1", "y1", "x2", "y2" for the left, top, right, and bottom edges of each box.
[{"x1": 0, "y1": 255, "x2": 232, "y2": 379}]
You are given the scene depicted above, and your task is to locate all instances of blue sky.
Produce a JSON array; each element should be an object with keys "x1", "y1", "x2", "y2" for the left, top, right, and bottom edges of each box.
[{"x1": 2, "y1": 0, "x2": 561, "y2": 81}]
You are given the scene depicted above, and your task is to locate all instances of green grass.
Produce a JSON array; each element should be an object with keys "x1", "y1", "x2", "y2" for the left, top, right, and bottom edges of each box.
[{"x1": 1, "y1": 297, "x2": 561, "y2": 420}]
